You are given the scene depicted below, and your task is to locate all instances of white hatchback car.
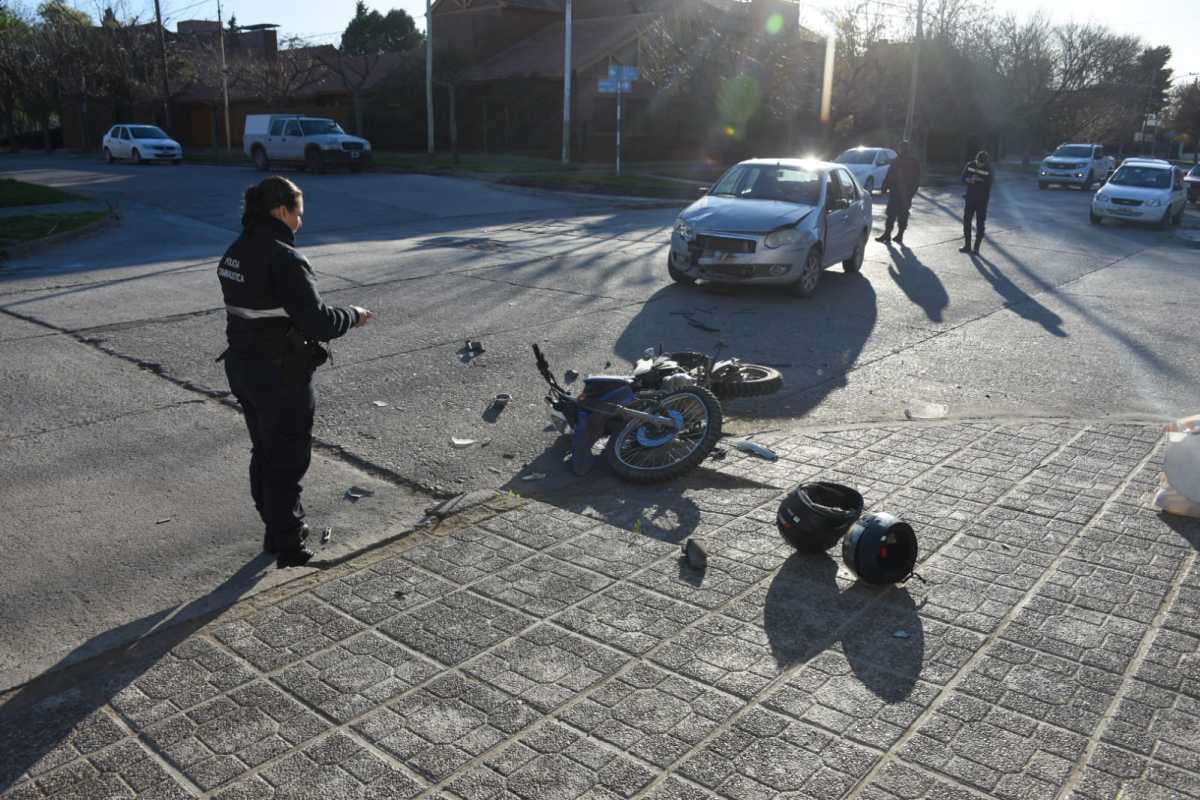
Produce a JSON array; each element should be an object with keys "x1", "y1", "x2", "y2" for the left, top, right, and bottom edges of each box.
[
  {"x1": 1091, "y1": 159, "x2": 1187, "y2": 227},
  {"x1": 834, "y1": 147, "x2": 896, "y2": 194},
  {"x1": 102, "y1": 125, "x2": 182, "y2": 165}
]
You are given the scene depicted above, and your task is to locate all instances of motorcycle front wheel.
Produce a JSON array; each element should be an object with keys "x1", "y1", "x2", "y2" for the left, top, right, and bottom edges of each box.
[{"x1": 605, "y1": 387, "x2": 723, "y2": 483}]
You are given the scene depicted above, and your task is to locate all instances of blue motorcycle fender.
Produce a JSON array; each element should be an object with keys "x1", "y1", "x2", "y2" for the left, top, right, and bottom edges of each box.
[{"x1": 571, "y1": 411, "x2": 607, "y2": 475}]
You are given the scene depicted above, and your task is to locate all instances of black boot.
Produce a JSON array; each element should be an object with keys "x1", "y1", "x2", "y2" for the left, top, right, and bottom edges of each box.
[
  {"x1": 875, "y1": 232, "x2": 891, "y2": 244},
  {"x1": 276, "y1": 546, "x2": 315, "y2": 569},
  {"x1": 893, "y1": 230, "x2": 905, "y2": 245},
  {"x1": 958, "y1": 243, "x2": 972, "y2": 253},
  {"x1": 263, "y1": 523, "x2": 309, "y2": 554},
  {"x1": 972, "y1": 234, "x2": 983, "y2": 254}
]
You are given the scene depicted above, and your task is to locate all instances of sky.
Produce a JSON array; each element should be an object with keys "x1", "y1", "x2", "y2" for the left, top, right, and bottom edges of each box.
[{"x1": 74, "y1": 0, "x2": 1200, "y2": 79}]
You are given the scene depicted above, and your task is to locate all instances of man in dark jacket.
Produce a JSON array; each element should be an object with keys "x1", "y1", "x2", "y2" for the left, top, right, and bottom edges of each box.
[
  {"x1": 218, "y1": 176, "x2": 373, "y2": 568},
  {"x1": 875, "y1": 141, "x2": 921, "y2": 245},
  {"x1": 960, "y1": 150, "x2": 994, "y2": 254}
]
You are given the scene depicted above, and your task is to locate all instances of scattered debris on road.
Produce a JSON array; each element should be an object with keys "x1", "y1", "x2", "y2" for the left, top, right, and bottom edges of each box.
[
  {"x1": 155, "y1": 518, "x2": 171, "y2": 525},
  {"x1": 905, "y1": 400, "x2": 948, "y2": 420},
  {"x1": 564, "y1": 369, "x2": 579, "y2": 383},
  {"x1": 371, "y1": 400, "x2": 389, "y2": 408},
  {"x1": 320, "y1": 527, "x2": 333, "y2": 545},
  {"x1": 521, "y1": 472, "x2": 547, "y2": 482},
  {"x1": 344, "y1": 486, "x2": 375, "y2": 501},
  {"x1": 843, "y1": 513, "x2": 919, "y2": 585},
  {"x1": 681, "y1": 538, "x2": 708, "y2": 570},
  {"x1": 451, "y1": 437, "x2": 478, "y2": 448},
  {"x1": 893, "y1": 630, "x2": 912, "y2": 640},
  {"x1": 727, "y1": 439, "x2": 778, "y2": 461}
]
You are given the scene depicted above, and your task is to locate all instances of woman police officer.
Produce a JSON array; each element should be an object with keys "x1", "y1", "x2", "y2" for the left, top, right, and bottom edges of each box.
[{"x1": 217, "y1": 176, "x2": 373, "y2": 568}]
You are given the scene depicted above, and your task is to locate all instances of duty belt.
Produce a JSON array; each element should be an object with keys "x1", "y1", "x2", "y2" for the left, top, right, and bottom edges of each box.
[{"x1": 225, "y1": 305, "x2": 289, "y2": 319}]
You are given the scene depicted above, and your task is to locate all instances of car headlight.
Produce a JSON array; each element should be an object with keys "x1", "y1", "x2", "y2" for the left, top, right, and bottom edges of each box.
[
  {"x1": 673, "y1": 219, "x2": 694, "y2": 240},
  {"x1": 764, "y1": 228, "x2": 800, "y2": 249},
  {"x1": 1146, "y1": 198, "x2": 1164, "y2": 207}
]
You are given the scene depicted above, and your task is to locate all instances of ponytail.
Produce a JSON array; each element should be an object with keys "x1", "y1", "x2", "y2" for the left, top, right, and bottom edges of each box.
[{"x1": 241, "y1": 176, "x2": 302, "y2": 233}]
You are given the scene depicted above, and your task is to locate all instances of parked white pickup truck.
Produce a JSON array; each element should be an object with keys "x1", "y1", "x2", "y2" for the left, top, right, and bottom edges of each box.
[
  {"x1": 1038, "y1": 144, "x2": 1115, "y2": 190},
  {"x1": 243, "y1": 114, "x2": 372, "y2": 173}
]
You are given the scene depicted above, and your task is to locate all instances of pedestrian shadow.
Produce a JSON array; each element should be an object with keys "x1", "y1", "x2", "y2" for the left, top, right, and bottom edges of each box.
[
  {"x1": 971, "y1": 254, "x2": 1067, "y2": 337},
  {"x1": 763, "y1": 552, "x2": 924, "y2": 702},
  {"x1": 886, "y1": 245, "x2": 949, "y2": 322},
  {"x1": 0, "y1": 557, "x2": 270, "y2": 793}
]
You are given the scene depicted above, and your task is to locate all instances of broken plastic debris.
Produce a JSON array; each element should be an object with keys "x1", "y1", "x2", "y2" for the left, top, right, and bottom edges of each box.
[
  {"x1": 155, "y1": 518, "x2": 171, "y2": 525},
  {"x1": 462, "y1": 340, "x2": 485, "y2": 354},
  {"x1": 345, "y1": 486, "x2": 375, "y2": 500},
  {"x1": 320, "y1": 527, "x2": 332, "y2": 544},
  {"x1": 491, "y1": 393, "x2": 512, "y2": 410},
  {"x1": 521, "y1": 472, "x2": 547, "y2": 481},
  {"x1": 728, "y1": 439, "x2": 778, "y2": 461},
  {"x1": 681, "y1": 538, "x2": 708, "y2": 570},
  {"x1": 372, "y1": 400, "x2": 389, "y2": 407},
  {"x1": 893, "y1": 630, "x2": 912, "y2": 639},
  {"x1": 905, "y1": 401, "x2": 948, "y2": 420},
  {"x1": 564, "y1": 369, "x2": 579, "y2": 383},
  {"x1": 451, "y1": 437, "x2": 477, "y2": 448}
]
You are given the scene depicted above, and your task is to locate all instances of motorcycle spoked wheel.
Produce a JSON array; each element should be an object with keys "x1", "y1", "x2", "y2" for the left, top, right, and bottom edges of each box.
[
  {"x1": 605, "y1": 387, "x2": 723, "y2": 483},
  {"x1": 711, "y1": 363, "x2": 783, "y2": 400}
]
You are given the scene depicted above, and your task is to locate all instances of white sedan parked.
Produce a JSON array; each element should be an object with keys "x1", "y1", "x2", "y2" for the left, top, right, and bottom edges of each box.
[
  {"x1": 1091, "y1": 158, "x2": 1187, "y2": 227},
  {"x1": 834, "y1": 147, "x2": 896, "y2": 194},
  {"x1": 102, "y1": 125, "x2": 182, "y2": 165}
]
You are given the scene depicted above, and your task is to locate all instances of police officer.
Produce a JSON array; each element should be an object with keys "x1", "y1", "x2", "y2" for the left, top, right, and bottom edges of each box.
[
  {"x1": 960, "y1": 150, "x2": 994, "y2": 254},
  {"x1": 875, "y1": 140, "x2": 921, "y2": 245},
  {"x1": 217, "y1": 176, "x2": 373, "y2": 568}
]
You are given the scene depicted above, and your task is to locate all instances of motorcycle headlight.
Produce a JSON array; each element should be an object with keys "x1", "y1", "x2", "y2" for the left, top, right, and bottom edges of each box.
[
  {"x1": 1146, "y1": 198, "x2": 1164, "y2": 207},
  {"x1": 674, "y1": 219, "x2": 694, "y2": 240},
  {"x1": 764, "y1": 228, "x2": 799, "y2": 249}
]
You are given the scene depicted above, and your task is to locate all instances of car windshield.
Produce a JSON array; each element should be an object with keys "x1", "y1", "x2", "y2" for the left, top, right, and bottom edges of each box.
[
  {"x1": 836, "y1": 150, "x2": 877, "y2": 165},
  {"x1": 1052, "y1": 146, "x2": 1093, "y2": 159},
  {"x1": 709, "y1": 165, "x2": 822, "y2": 205},
  {"x1": 1108, "y1": 166, "x2": 1171, "y2": 189},
  {"x1": 1189, "y1": 165, "x2": 1200, "y2": 177},
  {"x1": 129, "y1": 126, "x2": 169, "y2": 139},
  {"x1": 300, "y1": 119, "x2": 344, "y2": 135}
]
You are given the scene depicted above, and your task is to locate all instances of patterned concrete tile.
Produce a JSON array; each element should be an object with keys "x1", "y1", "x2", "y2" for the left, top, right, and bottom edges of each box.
[
  {"x1": 903, "y1": 564, "x2": 1025, "y2": 636},
  {"x1": 446, "y1": 720, "x2": 656, "y2": 800},
  {"x1": 898, "y1": 690, "x2": 1089, "y2": 799},
  {"x1": 473, "y1": 554, "x2": 614, "y2": 617},
  {"x1": 1004, "y1": 586, "x2": 1147, "y2": 674},
  {"x1": 312, "y1": 557, "x2": 457, "y2": 625},
  {"x1": 559, "y1": 663, "x2": 743, "y2": 768},
  {"x1": 1102, "y1": 679, "x2": 1200, "y2": 759},
  {"x1": 1092, "y1": 501, "x2": 1190, "y2": 548},
  {"x1": 273, "y1": 631, "x2": 441, "y2": 723},
  {"x1": 353, "y1": 673, "x2": 541, "y2": 782},
  {"x1": 1038, "y1": 555, "x2": 1173, "y2": 626},
  {"x1": 5, "y1": 739, "x2": 192, "y2": 800},
  {"x1": 641, "y1": 776, "x2": 722, "y2": 800},
  {"x1": 629, "y1": 549, "x2": 770, "y2": 611},
  {"x1": 141, "y1": 681, "x2": 330, "y2": 791},
  {"x1": 677, "y1": 709, "x2": 880, "y2": 797},
  {"x1": 956, "y1": 641, "x2": 1123, "y2": 737},
  {"x1": 1064, "y1": 529, "x2": 1186, "y2": 586},
  {"x1": 1165, "y1": 562, "x2": 1200, "y2": 638},
  {"x1": 1071, "y1": 742, "x2": 1200, "y2": 800},
  {"x1": 544, "y1": 523, "x2": 677, "y2": 579},
  {"x1": 401, "y1": 525, "x2": 534, "y2": 585},
  {"x1": 698, "y1": 513, "x2": 795, "y2": 573},
  {"x1": 477, "y1": 506, "x2": 598, "y2": 551},
  {"x1": 913, "y1": 465, "x2": 1013, "y2": 507},
  {"x1": 762, "y1": 649, "x2": 940, "y2": 751},
  {"x1": 210, "y1": 732, "x2": 425, "y2": 799},
  {"x1": 554, "y1": 583, "x2": 704, "y2": 656},
  {"x1": 211, "y1": 596, "x2": 366, "y2": 673},
  {"x1": 379, "y1": 590, "x2": 534, "y2": 666},
  {"x1": 0, "y1": 699, "x2": 126, "y2": 789},
  {"x1": 110, "y1": 638, "x2": 259, "y2": 730},
  {"x1": 880, "y1": 487, "x2": 990, "y2": 562},
  {"x1": 856, "y1": 759, "x2": 990, "y2": 800},
  {"x1": 1032, "y1": 445, "x2": 1142, "y2": 495},
  {"x1": 1001, "y1": 477, "x2": 1106, "y2": 526},
  {"x1": 1136, "y1": 627, "x2": 1200, "y2": 702},
  {"x1": 866, "y1": 426, "x2": 980, "y2": 466},
  {"x1": 463, "y1": 624, "x2": 629, "y2": 713}
]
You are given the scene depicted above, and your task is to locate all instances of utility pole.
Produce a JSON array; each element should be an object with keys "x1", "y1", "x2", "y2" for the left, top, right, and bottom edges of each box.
[
  {"x1": 217, "y1": 0, "x2": 231, "y2": 154},
  {"x1": 153, "y1": 0, "x2": 172, "y2": 129},
  {"x1": 820, "y1": 34, "x2": 834, "y2": 148},
  {"x1": 561, "y1": 0, "x2": 573, "y2": 164},
  {"x1": 903, "y1": 0, "x2": 924, "y2": 143},
  {"x1": 425, "y1": 0, "x2": 435, "y2": 155}
]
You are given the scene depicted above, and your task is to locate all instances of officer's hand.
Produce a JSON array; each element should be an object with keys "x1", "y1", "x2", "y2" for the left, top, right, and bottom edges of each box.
[{"x1": 351, "y1": 306, "x2": 374, "y2": 327}]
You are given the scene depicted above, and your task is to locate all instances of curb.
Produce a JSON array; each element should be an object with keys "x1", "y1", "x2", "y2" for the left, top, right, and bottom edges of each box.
[{"x1": 0, "y1": 209, "x2": 118, "y2": 262}]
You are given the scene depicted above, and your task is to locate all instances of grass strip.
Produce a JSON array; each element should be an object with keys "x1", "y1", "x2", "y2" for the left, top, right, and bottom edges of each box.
[
  {"x1": 0, "y1": 178, "x2": 82, "y2": 208},
  {"x1": 0, "y1": 212, "x2": 107, "y2": 246}
]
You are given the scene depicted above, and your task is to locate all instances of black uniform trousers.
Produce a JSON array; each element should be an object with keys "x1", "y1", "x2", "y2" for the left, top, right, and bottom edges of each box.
[
  {"x1": 224, "y1": 354, "x2": 315, "y2": 550},
  {"x1": 883, "y1": 193, "x2": 913, "y2": 237},
  {"x1": 963, "y1": 199, "x2": 988, "y2": 249}
]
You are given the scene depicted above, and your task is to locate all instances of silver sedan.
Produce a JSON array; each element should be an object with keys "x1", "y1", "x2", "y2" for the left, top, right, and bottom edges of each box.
[{"x1": 668, "y1": 159, "x2": 872, "y2": 297}]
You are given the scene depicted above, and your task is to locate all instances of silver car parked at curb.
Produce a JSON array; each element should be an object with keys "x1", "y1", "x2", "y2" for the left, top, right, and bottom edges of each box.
[{"x1": 668, "y1": 159, "x2": 872, "y2": 297}]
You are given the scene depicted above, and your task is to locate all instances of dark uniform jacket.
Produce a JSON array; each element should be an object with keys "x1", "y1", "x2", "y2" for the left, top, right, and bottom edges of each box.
[
  {"x1": 882, "y1": 154, "x2": 922, "y2": 200},
  {"x1": 961, "y1": 159, "x2": 994, "y2": 206},
  {"x1": 217, "y1": 217, "x2": 358, "y2": 360}
]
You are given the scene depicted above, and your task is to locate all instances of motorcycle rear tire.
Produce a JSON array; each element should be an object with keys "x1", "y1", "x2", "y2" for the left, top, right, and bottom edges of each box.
[
  {"x1": 606, "y1": 387, "x2": 723, "y2": 483},
  {"x1": 713, "y1": 363, "x2": 783, "y2": 399}
]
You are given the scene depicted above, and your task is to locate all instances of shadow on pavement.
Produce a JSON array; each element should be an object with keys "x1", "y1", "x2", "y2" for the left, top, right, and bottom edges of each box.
[
  {"x1": 0, "y1": 557, "x2": 270, "y2": 793},
  {"x1": 764, "y1": 553, "x2": 924, "y2": 702},
  {"x1": 886, "y1": 244, "x2": 949, "y2": 322},
  {"x1": 971, "y1": 254, "x2": 1067, "y2": 337}
]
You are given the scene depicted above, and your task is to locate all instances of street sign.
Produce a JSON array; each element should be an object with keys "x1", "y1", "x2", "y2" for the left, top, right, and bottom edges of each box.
[
  {"x1": 608, "y1": 65, "x2": 639, "y2": 81},
  {"x1": 598, "y1": 79, "x2": 633, "y2": 94}
]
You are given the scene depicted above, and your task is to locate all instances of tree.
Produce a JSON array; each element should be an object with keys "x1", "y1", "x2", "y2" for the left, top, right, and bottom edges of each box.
[
  {"x1": 0, "y1": 4, "x2": 31, "y2": 149},
  {"x1": 1169, "y1": 80, "x2": 1200, "y2": 162},
  {"x1": 340, "y1": 3, "x2": 420, "y2": 56},
  {"x1": 249, "y1": 37, "x2": 326, "y2": 106}
]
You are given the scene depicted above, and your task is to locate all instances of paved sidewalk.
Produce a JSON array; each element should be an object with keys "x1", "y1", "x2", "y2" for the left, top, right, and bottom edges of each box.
[{"x1": 2, "y1": 418, "x2": 1198, "y2": 800}]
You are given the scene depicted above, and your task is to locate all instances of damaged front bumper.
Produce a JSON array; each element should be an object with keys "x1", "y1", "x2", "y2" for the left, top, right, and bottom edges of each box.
[{"x1": 669, "y1": 232, "x2": 804, "y2": 285}]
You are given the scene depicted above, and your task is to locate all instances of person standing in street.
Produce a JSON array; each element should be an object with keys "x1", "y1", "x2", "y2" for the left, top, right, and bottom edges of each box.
[
  {"x1": 960, "y1": 150, "x2": 994, "y2": 254},
  {"x1": 217, "y1": 176, "x2": 374, "y2": 568},
  {"x1": 875, "y1": 141, "x2": 921, "y2": 246}
]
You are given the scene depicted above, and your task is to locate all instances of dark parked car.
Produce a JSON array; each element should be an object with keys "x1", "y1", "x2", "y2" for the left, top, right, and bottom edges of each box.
[{"x1": 1186, "y1": 164, "x2": 1200, "y2": 204}]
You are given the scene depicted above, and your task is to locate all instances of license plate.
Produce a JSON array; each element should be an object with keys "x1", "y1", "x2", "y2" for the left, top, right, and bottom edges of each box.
[
  {"x1": 706, "y1": 264, "x2": 753, "y2": 278},
  {"x1": 1110, "y1": 208, "x2": 1136, "y2": 217},
  {"x1": 350, "y1": 151, "x2": 360, "y2": 159}
]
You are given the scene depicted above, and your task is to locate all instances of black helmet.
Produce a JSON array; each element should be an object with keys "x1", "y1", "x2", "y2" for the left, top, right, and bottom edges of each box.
[
  {"x1": 842, "y1": 512, "x2": 918, "y2": 584},
  {"x1": 776, "y1": 482, "x2": 864, "y2": 553}
]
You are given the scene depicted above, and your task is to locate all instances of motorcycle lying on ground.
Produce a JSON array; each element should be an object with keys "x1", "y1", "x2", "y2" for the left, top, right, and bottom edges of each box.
[{"x1": 533, "y1": 345, "x2": 782, "y2": 483}]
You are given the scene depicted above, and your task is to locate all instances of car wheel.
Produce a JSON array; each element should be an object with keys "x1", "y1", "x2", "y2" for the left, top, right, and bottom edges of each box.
[
  {"x1": 131, "y1": 148, "x2": 142, "y2": 165},
  {"x1": 789, "y1": 247, "x2": 822, "y2": 297},
  {"x1": 1080, "y1": 171, "x2": 1093, "y2": 190},
  {"x1": 1173, "y1": 204, "x2": 1185, "y2": 226},
  {"x1": 1038, "y1": 182, "x2": 1047, "y2": 190},
  {"x1": 104, "y1": 147, "x2": 114, "y2": 164},
  {"x1": 843, "y1": 234, "x2": 866, "y2": 273},
  {"x1": 667, "y1": 254, "x2": 696, "y2": 286},
  {"x1": 1089, "y1": 210, "x2": 1102, "y2": 225},
  {"x1": 253, "y1": 147, "x2": 269, "y2": 172},
  {"x1": 305, "y1": 148, "x2": 323, "y2": 173},
  {"x1": 172, "y1": 158, "x2": 182, "y2": 166}
]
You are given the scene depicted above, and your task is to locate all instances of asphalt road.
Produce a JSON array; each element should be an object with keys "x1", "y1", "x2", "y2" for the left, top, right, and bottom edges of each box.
[{"x1": 2, "y1": 154, "x2": 1198, "y2": 689}]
